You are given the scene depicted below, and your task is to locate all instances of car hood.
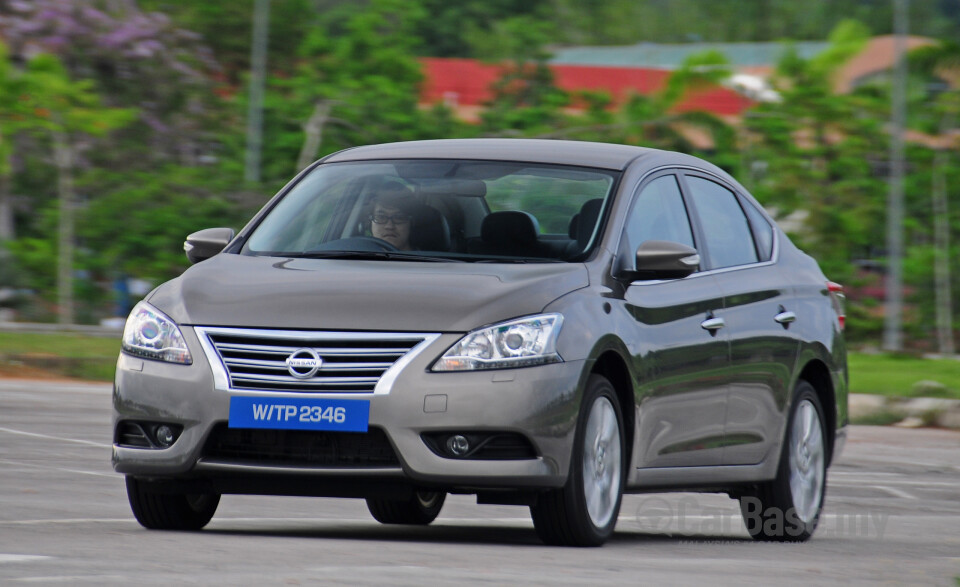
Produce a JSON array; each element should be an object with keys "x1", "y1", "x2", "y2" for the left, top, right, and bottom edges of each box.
[{"x1": 148, "y1": 254, "x2": 589, "y2": 332}]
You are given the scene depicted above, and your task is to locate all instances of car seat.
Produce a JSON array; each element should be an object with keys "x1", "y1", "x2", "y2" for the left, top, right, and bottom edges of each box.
[
  {"x1": 469, "y1": 210, "x2": 541, "y2": 257},
  {"x1": 565, "y1": 198, "x2": 604, "y2": 257},
  {"x1": 409, "y1": 204, "x2": 452, "y2": 252}
]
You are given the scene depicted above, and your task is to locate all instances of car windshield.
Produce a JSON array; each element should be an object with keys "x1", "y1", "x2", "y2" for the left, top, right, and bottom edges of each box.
[{"x1": 242, "y1": 160, "x2": 618, "y2": 263}]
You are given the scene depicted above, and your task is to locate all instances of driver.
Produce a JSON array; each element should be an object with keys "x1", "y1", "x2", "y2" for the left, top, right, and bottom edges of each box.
[{"x1": 369, "y1": 181, "x2": 416, "y2": 251}]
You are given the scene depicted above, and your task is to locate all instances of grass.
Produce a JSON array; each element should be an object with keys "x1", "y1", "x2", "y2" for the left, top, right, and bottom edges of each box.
[
  {"x1": 1, "y1": 331, "x2": 959, "y2": 401},
  {"x1": 0, "y1": 331, "x2": 120, "y2": 381},
  {"x1": 848, "y1": 352, "x2": 960, "y2": 400},
  {"x1": 0, "y1": 331, "x2": 121, "y2": 357}
]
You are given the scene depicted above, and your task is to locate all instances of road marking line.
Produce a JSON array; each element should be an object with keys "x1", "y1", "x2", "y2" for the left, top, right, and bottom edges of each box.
[
  {"x1": 0, "y1": 555, "x2": 52, "y2": 563},
  {"x1": 0, "y1": 519, "x2": 134, "y2": 526},
  {"x1": 831, "y1": 479, "x2": 958, "y2": 488},
  {"x1": 868, "y1": 485, "x2": 917, "y2": 500},
  {"x1": 11, "y1": 575, "x2": 127, "y2": 583},
  {"x1": 0, "y1": 459, "x2": 114, "y2": 479},
  {"x1": 842, "y1": 458, "x2": 960, "y2": 473},
  {"x1": 832, "y1": 471, "x2": 904, "y2": 477},
  {"x1": 0, "y1": 426, "x2": 109, "y2": 448},
  {"x1": 0, "y1": 381, "x2": 111, "y2": 394}
]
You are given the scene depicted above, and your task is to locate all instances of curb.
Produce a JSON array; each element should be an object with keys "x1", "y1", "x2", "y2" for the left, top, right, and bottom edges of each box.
[{"x1": 849, "y1": 393, "x2": 960, "y2": 429}]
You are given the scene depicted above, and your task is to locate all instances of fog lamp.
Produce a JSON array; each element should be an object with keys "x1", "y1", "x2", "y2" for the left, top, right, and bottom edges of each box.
[
  {"x1": 155, "y1": 425, "x2": 177, "y2": 448},
  {"x1": 446, "y1": 434, "x2": 470, "y2": 457}
]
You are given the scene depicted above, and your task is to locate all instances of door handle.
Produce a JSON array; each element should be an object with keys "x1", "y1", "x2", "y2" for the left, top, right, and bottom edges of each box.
[
  {"x1": 774, "y1": 310, "x2": 797, "y2": 325},
  {"x1": 700, "y1": 317, "x2": 726, "y2": 331}
]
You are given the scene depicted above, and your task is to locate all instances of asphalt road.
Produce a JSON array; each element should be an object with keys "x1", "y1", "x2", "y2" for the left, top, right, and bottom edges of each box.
[{"x1": 1, "y1": 379, "x2": 958, "y2": 585}]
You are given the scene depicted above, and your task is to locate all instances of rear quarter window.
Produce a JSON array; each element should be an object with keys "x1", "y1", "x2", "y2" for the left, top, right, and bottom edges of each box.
[{"x1": 741, "y1": 198, "x2": 774, "y2": 262}]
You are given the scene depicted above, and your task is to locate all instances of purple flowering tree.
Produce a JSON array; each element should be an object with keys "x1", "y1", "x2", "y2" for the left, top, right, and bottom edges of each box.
[{"x1": 0, "y1": 0, "x2": 220, "y2": 166}]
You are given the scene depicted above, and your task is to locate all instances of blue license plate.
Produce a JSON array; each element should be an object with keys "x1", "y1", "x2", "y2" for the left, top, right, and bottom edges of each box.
[{"x1": 228, "y1": 397, "x2": 370, "y2": 432}]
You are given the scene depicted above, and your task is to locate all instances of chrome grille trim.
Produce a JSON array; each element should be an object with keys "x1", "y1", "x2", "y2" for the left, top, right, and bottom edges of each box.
[
  {"x1": 230, "y1": 373, "x2": 380, "y2": 385},
  {"x1": 194, "y1": 327, "x2": 441, "y2": 395}
]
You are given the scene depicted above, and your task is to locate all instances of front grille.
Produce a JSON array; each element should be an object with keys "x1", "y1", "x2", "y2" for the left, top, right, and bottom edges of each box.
[
  {"x1": 202, "y1": 424, "x2": 400, "y2": 467},
  {"x1": 198, "y1": 328, "x2": 429, "y2": 393}
]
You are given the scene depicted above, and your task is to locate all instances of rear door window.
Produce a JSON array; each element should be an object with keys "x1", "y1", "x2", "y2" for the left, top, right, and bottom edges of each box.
[{"x1": 684, "y1": 176, "x2": 758, "y2": 269}]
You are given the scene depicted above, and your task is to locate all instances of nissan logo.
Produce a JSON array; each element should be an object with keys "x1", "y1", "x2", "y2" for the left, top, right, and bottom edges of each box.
[{"x1": 285, "y1": 348, "x2": 322, "y2": 379}]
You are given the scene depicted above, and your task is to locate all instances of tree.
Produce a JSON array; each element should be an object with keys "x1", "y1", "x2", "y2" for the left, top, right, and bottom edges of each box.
[
  {"x1": 741, "y1": 24, "x2": 960, "y2": 349},
  {"x1": 412, "y1": 0, "x2": 552, "y2": 58},
  {"x1": 906, "y1": 42, "x2": 960, "y2": 354},
  {"x1": 0, "y1": 0, "x2": 221, "y2": 168},
  {"x1": 137, "y1": 0, "x2": 315, "y2": 81},
  {"x1": 546, "y1": 0, "x2": 960, "y2": 45},
  {"x1": 246, "y1": 0, "x2": 429, "y2": 181},
  {"x1": 77, "y1": 167, "x2": 241, "y2": 283},
  {"x1": 508, "y1": 50, "x2": 737, "y2": 163},
  {"x1": 621, "y1": 50, "x2": 737, "y2": 157},
  {"x1": 742, "y1": 26, "x2": 889, "y2": 284},
  {"x1": 14, "y1": 53, "x2": 134, "y2": 324},
  {"x1": 0, "y1": 42, "x2": 23, "y2": 242},
  {"x1": 474, "y1": 15, "x2": 572, "y2": 136}
]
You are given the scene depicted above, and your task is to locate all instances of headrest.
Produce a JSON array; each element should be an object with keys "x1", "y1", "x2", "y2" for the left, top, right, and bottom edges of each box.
[
  {"x1": 409, "y1": 205, "x2": 451, "y2": 251},
  {"x1": 576, "y1": 199, "x2": 604, "y2": 248},
  {"x1": 417, "y1": 179, "x2": 487, "y2": 197},
  {"x1": 568, "y1": 213, "x2": 580, "y2": 239},
  {"x1": 481, "y1": 211, "x2": 540, "y2": 245}
]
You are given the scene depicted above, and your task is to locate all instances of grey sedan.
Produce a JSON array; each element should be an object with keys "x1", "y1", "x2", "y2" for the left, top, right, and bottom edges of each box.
[{"x1": 113, "y1": 139, "x2": 847, "y2": 546}]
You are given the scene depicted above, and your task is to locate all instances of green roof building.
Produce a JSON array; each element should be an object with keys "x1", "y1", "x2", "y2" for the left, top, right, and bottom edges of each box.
[{"x1": 548, "y1": 41, "x2": 830, "y2": 69}]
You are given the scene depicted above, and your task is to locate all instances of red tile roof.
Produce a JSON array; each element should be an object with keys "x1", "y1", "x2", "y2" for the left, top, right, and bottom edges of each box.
[
  {"x1": 419, "y1": 57, "x2": 753, "y2": 118},
  {"x1": 551, "y1": 63, "x2": 670, "y2": 98},
  {"x1": 833, "y1": 35, "x2": 938, "y2": 93},
  {"x1": 420, "y1": 58, "x2": 502, "y2": 107}
]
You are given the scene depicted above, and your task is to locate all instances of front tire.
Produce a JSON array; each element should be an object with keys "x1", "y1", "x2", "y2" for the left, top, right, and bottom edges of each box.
[
  {"x1": 366, "y1": 489, "x2": 445, "y2": 525},
  {"x1": 530, "y1": 374, "x2": 625, "y2": 547},
  {"x1": 739, "y1": 380, "x2": 827, "y2": 542},
  {"x1": 126, "y1": 476, "x2": 220, "y2": 530}
]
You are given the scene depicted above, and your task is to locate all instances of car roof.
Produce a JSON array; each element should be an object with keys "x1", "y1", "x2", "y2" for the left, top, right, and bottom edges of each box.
[{"x1": 322, "y1": 139, "x2": 665, "y2": 171}]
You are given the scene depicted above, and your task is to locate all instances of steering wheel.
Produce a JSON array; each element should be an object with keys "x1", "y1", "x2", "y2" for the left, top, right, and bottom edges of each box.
[{"x1": 309, "y1": 236, "x2": 399, "y2": 253}]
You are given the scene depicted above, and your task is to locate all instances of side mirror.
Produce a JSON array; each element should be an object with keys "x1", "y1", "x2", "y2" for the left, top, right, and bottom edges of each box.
[
  {"x1": 624, "y1": 240, "x2": 700, "y2": 281},
  {"x1": 184, "y1": 227, "x2": 235, "y2": 264}
]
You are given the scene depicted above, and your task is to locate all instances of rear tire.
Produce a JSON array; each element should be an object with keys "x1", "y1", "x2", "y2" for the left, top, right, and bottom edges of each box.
[
  {"x1": 126, "y1": 476, "x2": 220, "y2": 530},
  {"x1": 739, "y1": 380, "x2": 827, "y2": 542},
  {"x1": 530, "y1": 374, "x2": 624, "y2": 547},
  {"x1": 366, "y1": 489, "x2": 445, "y2": 525}
]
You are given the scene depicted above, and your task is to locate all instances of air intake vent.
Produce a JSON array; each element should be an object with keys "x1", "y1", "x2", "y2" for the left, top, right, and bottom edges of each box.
[
  {"x1": 196, "y1": 328, "x2": 434, "y2": 393},
  {"x1": 116, "y1": 422, "x2": 151, "y2": 448},
  {"x1": 201, "y1": 424, "x2": 400, "y2": 467}
]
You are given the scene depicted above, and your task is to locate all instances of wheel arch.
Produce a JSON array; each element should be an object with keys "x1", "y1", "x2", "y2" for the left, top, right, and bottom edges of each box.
[
  {"x1": 590, "y1": 350, "x2": 635, "y2": 471},
  {"x1": 797, "y1": 359, "x2": 836, "y2": 466}
]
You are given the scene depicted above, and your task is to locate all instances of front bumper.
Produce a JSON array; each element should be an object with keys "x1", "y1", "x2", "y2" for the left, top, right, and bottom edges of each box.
[{"x1": 112, "y1": 327, "x2": 587, "y2": 492}]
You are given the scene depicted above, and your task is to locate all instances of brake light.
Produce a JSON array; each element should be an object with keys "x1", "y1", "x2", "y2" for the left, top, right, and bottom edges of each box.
[{"x1": 827, "y1": 281, "x2": 845, "y2": 330}]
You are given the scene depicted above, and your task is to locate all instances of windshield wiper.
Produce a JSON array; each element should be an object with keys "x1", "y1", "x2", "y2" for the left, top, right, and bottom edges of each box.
[
  {"x1": 288, "y1": 251, "x2": 464, "y2": 263},
  {"x1": 473, "y1": 257, "x2": 563, "y2": 264},
  {"x1": 383, "y1": 252, "x2": 467, "y2": 263}
]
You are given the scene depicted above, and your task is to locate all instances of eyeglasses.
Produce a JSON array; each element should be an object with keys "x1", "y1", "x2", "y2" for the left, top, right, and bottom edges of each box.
[{"x1": 370, "y1": 212, "x2": 411, "y2": 225}]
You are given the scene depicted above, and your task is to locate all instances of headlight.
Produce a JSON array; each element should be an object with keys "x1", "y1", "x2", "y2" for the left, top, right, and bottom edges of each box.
[
  {"x1": 432, "y1": 314, "x2": 563, "y2": 371},
  {"x1": 121, "y1": 301, "x2": 192, "y2": 365}
]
